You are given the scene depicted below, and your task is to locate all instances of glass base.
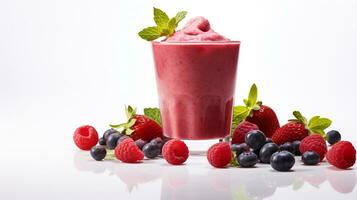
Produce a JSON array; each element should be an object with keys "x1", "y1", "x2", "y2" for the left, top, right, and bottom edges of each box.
[{"x1": 183, "y1": 139, "x2": 226, "y2": 156}]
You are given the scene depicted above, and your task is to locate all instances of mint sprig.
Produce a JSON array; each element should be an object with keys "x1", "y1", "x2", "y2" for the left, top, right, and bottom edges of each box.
[{"x1": 138, "y1": 7, "x2": 187, "y2": 41}]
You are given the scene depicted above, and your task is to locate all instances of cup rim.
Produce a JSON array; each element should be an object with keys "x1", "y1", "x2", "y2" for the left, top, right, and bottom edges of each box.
[{"x1": 152, "y1": 41, "x2": 241, "y2": 45}]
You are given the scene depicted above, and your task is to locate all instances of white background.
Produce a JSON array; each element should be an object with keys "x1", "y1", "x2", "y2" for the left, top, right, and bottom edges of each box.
[{"x1": 1, "y1": 0, "x2": 357, "y2": 146}]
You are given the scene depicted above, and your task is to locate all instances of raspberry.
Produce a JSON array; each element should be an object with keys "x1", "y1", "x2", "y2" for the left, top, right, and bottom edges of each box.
[
  {"x1": 207, "y1": 142, "x2": 232, "y2": 168},
  {"x1": 299, "y1": 134, "x2": 327, "y2": 161},
  {"x1": 114, "y1": 138, "x2": 144, "y2": 163},
  {"x1": 232, "y1": 121, "x2": 259, "y2": 144},
  {"x1": 73, "y1": 125, "x2": 99, "y2": 150},
  {"x1": 326, "y1": 141, "x2": 356, "y2": 169},
  {"x1": 162, "y1": 139, "x2": 189, "y2": 165}
]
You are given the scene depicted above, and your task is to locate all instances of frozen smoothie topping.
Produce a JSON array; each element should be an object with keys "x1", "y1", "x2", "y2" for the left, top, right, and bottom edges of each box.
[
  {"x1": 165, "y1": 16, "x2": 230, "y2": 42},
  {"x1": 138, "y1": 8, "x2": 229, "y2": 42}
]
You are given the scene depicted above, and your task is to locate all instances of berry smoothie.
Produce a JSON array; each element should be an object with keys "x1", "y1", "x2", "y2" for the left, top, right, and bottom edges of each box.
[{"x1": 152, "y1": 17, "x2": 240, "y2": 140}]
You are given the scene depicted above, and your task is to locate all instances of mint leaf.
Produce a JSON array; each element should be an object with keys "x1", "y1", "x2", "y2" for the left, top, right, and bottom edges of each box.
[
  {"x1": 175, "y1": 11, "x2": 187, "y2": 25},
  {"x1": 153, "y1": 7, "x2": 169, "y2": 28},
  {"x1": 167, "y1": 17, "x2": 177, "y2": 34},
  {"x1": 144, "y1": 107, "x2": 162, "y2": 126},
  {"x1": 139, "y1": 8, "x2": 187, "y2": 41},
  {"x1": 138, "y1": 26, "x2": 161, "y2": 41}
]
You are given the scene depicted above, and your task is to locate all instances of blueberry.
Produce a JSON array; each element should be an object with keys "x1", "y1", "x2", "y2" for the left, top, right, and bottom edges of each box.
[
  {"x1": 142, "y1": 142, "x2": 161, "y2": 159},
  {"x1": 237, "y1": 151, "x2": 258, "y2": 168},
  {"x1": 135, "y1": 139, "x2": 147, "y2": 150},
  {"x1": 117, "y1": 135, "x2": 130, "y2": 145},
  {"x1": 259, "y1": 143, "x2": 279, "y2": 163},
  {"x1": 103, "y1": 128, "x2": 119, "y2": 142},
  {"x1": 151, "y1": 137, "x2": 164, "y2": 153},
  {"x1": 301, "y1": 151, "x2": 320, "y2": 165},
  {"x1": 107, "y1": 133, "x2": 123, "y2": 149},
  {"x1": 90, "y1": 146, "x2": 107, "y2": 161},
  {"x1": 270, "y1": 151, "x2": 295, "y2": 172},
  {"x1": 326, "y1": 130, "x2": 341, "y2": 145},
  {"x1": 98, "y1": 137, "x2": 106, "y2": 145},
  {"x1": 231, "y1": 143, "x2": 250, "y2": 156},
  {"x1": 245, "y1": 130, "x2": 266, "y2": 151},
  {"x1": 265, "y1": 138, "x2": 273, "y2": 144},
  {"x1": 279, "y1": 142, "x2": 294, "y2": 153},
  {"x1": 292, "y1": 141, "x2": 301, "y2": 155}
]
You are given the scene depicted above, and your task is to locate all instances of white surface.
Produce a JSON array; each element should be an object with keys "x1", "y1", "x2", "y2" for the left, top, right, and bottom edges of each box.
[
  {"x1": 1, "y1": 146, "x2": 356, "y2": 200},
  {"x1": 1, "y1": 1, "x2": 357, "y2": 199}
]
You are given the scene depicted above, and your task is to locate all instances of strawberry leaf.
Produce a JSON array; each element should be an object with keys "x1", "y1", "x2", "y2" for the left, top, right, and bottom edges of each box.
[
  {"x1": 246, "y1": 84, "x2": 258, "y2": 107},
  {"x1": 309, "y1": 118, "x2": 332, "y2": 132},
  {"x1": 144, "y1": 107, "x2": 162, "y2": 126},
  {"x1": 125, "y1": 105, "x2": 137, "y2": 119},
  {"x1": 125, "y1": 128, "x2": 134, "y2": 135},
  {"x1": 231, "y1": 106, "x2": 249, "y2": 133},
  {"x1": 230, "y1": 151, "x2": 239, "y2": 167},
  {"x1": 126, "y1": 118, "x2": 137, "y2": 128},
  {"x1": 293, "y1": 111, "x2": 307, "y2": 124},
  {"x1": 109, "y1": 122, "x2": 127, "y2": 129},
  {"x1": 308, "y1": 116, "x2": 320, "y2": 127}
]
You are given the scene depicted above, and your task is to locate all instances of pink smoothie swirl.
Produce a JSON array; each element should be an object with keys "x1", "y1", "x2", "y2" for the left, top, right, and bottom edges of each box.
[{"x1": 165, "y1": 16, "x2": 230, "y2": 42}]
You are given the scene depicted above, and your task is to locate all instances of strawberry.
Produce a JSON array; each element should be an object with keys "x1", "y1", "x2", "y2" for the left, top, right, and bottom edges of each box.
[
  {"x1": 272, "y1": 111, "x2": 332, "y2": 145},
  {"x1": 110, "y1": 106, "x2": 163, "y2": 142},
  {"x1": 246, "y1": 105, "x2": 279, "y2": 138},
  {"x1": 231, "y1": 121, "x2": 259, "y2": 144},
  {"x1": 231, "y1": 84, "x2": 280, "y2": 138}
]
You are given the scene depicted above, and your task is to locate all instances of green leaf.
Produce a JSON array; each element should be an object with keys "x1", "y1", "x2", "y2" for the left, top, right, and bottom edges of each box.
[
  {"x1": 139, "y1": 8, "x2": 187, "y2": 42},
  {"x1": 153, "y1": 7, "x2": 169, "y2": 27},
  {"x1": 104, "y1": 150, "x2": 116, "y2": 160},
  {"x1": 125, "y1": 128, "x2": 134, "y2": 135},
  {"x1": 309, "y1": 118, "x2": 332, "y2": 131},
  {"x1": 231, "y1": 106, "x2": 250, "y2": 132},
  {"x1": 246, "y1": 84, "x2": 258, "y2": 107},
  {"x1": 175, "y1": 11, "x2": 187, "y2": 25},
  {"x1": 230, "y1": 151, "x2": 239, "y2": 167},
  {"x1": 144, "y1": 107, "x2": 162, "y2": 126},
  {"x1": 125, "y1": 105, "x2": 137, "y2": 119},
  {"x1": 308, "y1": 116, "x2": 320, "y2": 127},
  {"x1": 167, "y1": 17, "x2": 177, "y2": 35},
  {"x1": 293, "y1": 111, "x2": 307, "y2": 124},
  {"x1": 126, "y1": 118, "x2": 136, "y2": 128},
  {"x1": 109, "y1": 122, "x2": 127, "y2": 129},
  {"x1": 138, "y1": 26, "x2": 161, "y2": 41}
]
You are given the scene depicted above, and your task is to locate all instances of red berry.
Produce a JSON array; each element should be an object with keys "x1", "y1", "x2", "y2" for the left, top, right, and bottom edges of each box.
[
  {"x1": 131, "y1": 115, "x2": 163, "y2": 141},
  {"x1": 299, "y1": 134, "x2": 327, "y2": 161},
  {"x1": 73, "y1": 125, "x2": 99, "y2": 150},
  {"x1": 272, "y1": 122, "x2": 309, "y2": 145},
  {"x1": 246, "y1": 105, "x2": 280, "y2": 138},
  {"x1": 232, "y1": 121, "x2": 259, "y2": 144},
  {"x1": 115, "y1": 138, "x2": 144, "y2": 163},
  {"x1": 327, "y1": 141, "x2": 356, "y2": 169},
  {"x1": 207, "y1": 142, "x2": 232, "y2": 168},
  {"x1": 162, "y1": 139, "x2": 189, "y2": 165}
]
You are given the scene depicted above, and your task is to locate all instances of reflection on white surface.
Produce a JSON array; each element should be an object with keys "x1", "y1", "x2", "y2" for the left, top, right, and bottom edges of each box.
[{"x1": 72, "y1": 151, "x2": 356, "y2": 200}]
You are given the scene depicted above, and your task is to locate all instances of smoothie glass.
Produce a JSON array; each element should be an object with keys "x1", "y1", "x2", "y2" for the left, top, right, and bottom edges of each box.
[{"x1": 152, "y1": 41, "x2": 240, "y2": 140}]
